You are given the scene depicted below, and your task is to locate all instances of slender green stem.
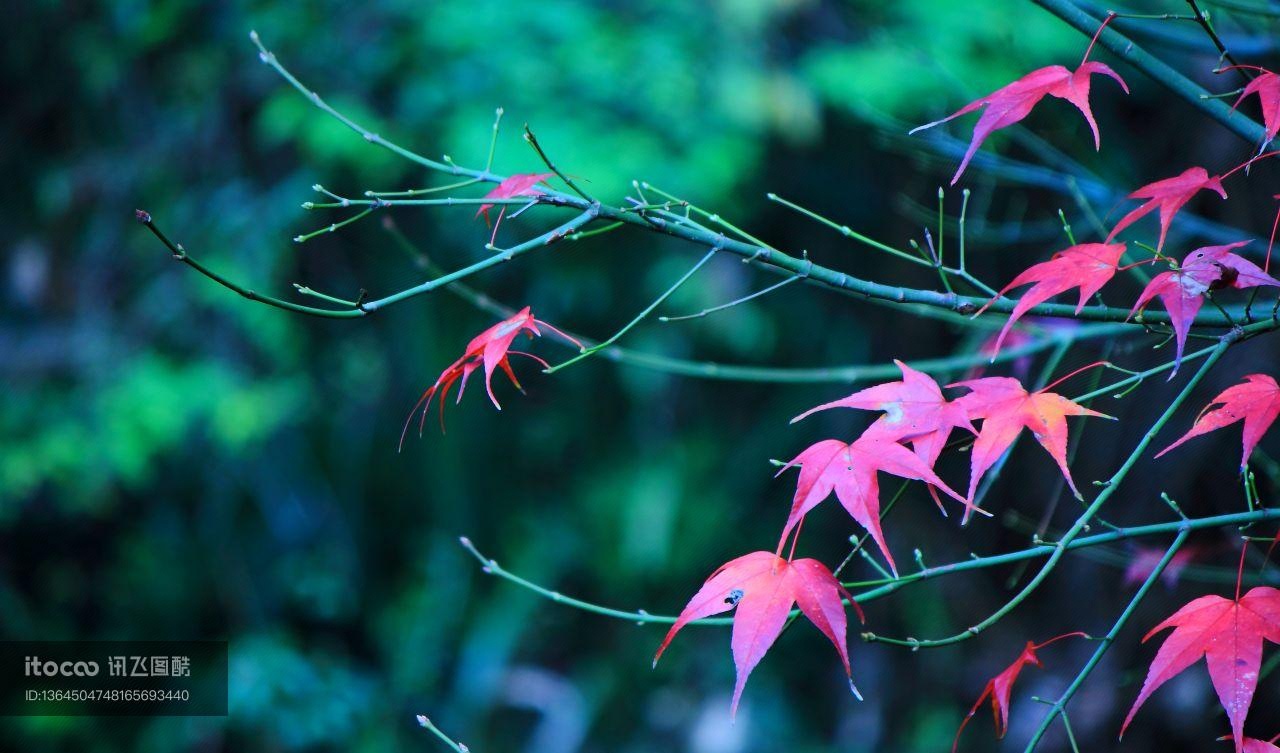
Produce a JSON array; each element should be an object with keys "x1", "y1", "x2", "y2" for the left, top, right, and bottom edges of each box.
[
  {"x1": 293, "y1": 206, "x2": 375, "y2": 243},
  {"x1": 644, "y1": 183, "x2": 777, "y2": 250},
  {"x1": 766, "y1": 193, "x2": 921, "y2": 265},
  {"x1": 136, "y1": 211, "x2": 367, "y2": 318},
  {"x1": 458, "y1": 507, "x2": 1280, "y2": 627},
  {"x1": 384, "y1": 218, "x2": 1131, "y2": 384},
  {"x1": 250, "y1": 31, "x2": 463, "y2": 174},
  {"x1": 416, "y1": 714, "x2": 469, "y2": 753},
  {"x1": 153, "y1": 32, "x2": 1280, "y2": 334},
  {"x1": 524, "y1": 124, "x2": 593, "y2": 202},
  {"x1": 1022, "y1": 528, "x2": 1190, "y2": 752},
  {"x1": 544, "y1": 248, "x2": 718, "y2": 373},
  {"x1": 659, "y1": 275, "x2": 800, "y2": 323},
  {"x1": 1202, "y1": 0, "x2": 1280, "y2": 18}
]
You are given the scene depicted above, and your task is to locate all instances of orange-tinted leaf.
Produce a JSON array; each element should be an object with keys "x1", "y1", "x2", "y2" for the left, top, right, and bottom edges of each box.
[
  {"x1": 1123, "y1": 587, "x2": 1280, "y2": 751},
  {"x1": 1157, "y1": 374, "x2": 1280, "y2": 470},
  {"x1": 949, "y1": 376, "x2": 1112, "y2": 513},
  {"x1": 653, "y1": 552, "x2": 863, "y2": 715},
  {"x1": 977, "y1": 243, "x2": 1127, "y2": 359}
]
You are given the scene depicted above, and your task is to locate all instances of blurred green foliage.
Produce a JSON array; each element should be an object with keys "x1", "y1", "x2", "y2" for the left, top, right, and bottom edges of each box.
[{"x1": 5, "y1": 0, "x2": 1280, "y2": 751}]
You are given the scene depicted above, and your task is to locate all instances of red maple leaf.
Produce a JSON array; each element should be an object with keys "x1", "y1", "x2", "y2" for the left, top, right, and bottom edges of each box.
[
  {"x1": 1229, "y1": 67, "x2": 1280, "y2": 144},
  {"x1": 910, "y1": 60, "x2": 1126, "y2": 185},
  {"x1": 1130, "y1": 242, "x2": 1280, "y2": 377},
  {"x1": 791, "y1": 359, "x2": 976, "y2": 513},
  {"x1": 950, "y1": 375, "x2": 1112, "y2": 513},
  {"x1": 652, "y1": 551, "x2": 864, "y2": 715},
  {"x1": 953, "y1": 632, "x2": 1086, "y2": 752},
  {"x1": 777, "y1": 436, "x2": 970, "y2": 574},
  {"x1": 1156, "y1": 373, "x2": 1280, "y2": 470},
  {"x1": 976, "y1": 243, "x2": 1127, "y2": 359},
  {"x1": 1122, "y1": 586, "x2": 1280, "y2": 751},
  {"x1": 474, "y1": 172, "x2": 554, "y2": 223},
  {"x1": 1105, "y1": 166, "x2": 1228, "y2": 250},
  {"x1": 400, "y1": 306, "x2": 580, "y2": 444}
]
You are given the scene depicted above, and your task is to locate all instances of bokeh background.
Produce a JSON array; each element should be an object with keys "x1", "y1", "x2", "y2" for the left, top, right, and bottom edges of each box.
[{"x1": 5, "y1": 1, "x2": 1280, "y2": 751}]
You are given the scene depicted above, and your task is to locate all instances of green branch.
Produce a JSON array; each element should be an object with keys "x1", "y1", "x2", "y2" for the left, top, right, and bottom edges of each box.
[
  {"x1": 138, "y1": 31, "x2": 1280, "y2": 335},
  {"x1": 458, "y1": 506, "x2": 1280, "y2": 628},
  {"x1": 1022, "y1": 528, "x2": 1190, "y2": 752}
]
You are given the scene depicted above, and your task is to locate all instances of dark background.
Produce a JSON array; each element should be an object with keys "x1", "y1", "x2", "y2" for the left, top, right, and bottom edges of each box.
[{"x1": 4, "y1": 1, "x2": 1280, "y2": 751}]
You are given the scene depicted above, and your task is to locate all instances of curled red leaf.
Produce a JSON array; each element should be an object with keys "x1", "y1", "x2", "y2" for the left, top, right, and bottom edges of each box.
[
  {"x1": 977, "y1": 243, "x2": 1127, "y2": 359},
  {"x1": 400, "y1": 306, "x2": 580, "y2": 444},
  {"x1": 911, "y1": 62, "x2": 1126, "y2": 185},
  {"x1": 953, "y1": 632, "x2": 1086, "y2": 753},
  {"x1": 1106, "y1": 166, "x2": 1227, "y2": 251}
]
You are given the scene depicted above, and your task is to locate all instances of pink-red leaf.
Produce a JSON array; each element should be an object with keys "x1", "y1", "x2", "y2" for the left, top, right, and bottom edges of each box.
[
  {"x1": 910, "y1": 62, "x2": 1126, "y2": 185},
  {"x1": 949, "y1": 376, "x2": 1112, "y2": 514},
  {"x1": 777, "y1": 436, "x2": 969, "y2": 574},
  {"x1": 1157, "y1": 373, "x2": 1280, "y2": 469},
  {"x1": 401, "y1": 306, "x2": 580, "y2": 443},
  {"x1": 653, "y1": 552, "x2": 863, "y2": 715},
  {"x1": 475, "y1": 173, "x2": 554, "y2": 222},
  {"x1": 953, "y1": 633, "x2": 1085, "y2": 752},
  {"x1": 792, "y1": 359, "x2": 976, "y2": 516},
  {"x1": 1124, "y1": 545, "x2": 1199, "y2": 589},
  {"x1": 977, "y1": 243, "x2": 1127, "y2": 359},
  {"x1": 1130, "y1": 242, "x2": 1280, "y2": 377},
  {"x1": 1122, "y1": 587, "x2": 1280, "y2": 752},
  {"x1": 1231, "y1": 69, "x2": 1280, "y2": 144},
  {"x1": 1106, "y1": 166, "x2": 1228, "y2": 250}
]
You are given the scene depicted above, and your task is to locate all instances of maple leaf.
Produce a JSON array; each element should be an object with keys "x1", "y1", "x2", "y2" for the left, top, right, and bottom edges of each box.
[
  {"x1": 1230, "y1": 68, "x2": 1280, "y2": 145},
  {"x1": 949, "y1": 376, "x2": 1112, "y2": 514},
  {"x1": 474, "y1": 172, "x2": 554, "y2": 223},
  {"x1": 910, "y1": 59, "x2": 1126, "y2": 185},
  {"x1": 1242, "y1": 736, "x2": 1280, "y2": 753},
  {"x1": 976, "y1": 243, "x2": 1127, "y2": 359},
  {"x1": 1122, "y1": 586, "x2": 1280, "y2": 751},
  {"x1": 1124, "y1": 545, "x2": 1199, "y2": 589},
  {"x1": 792, "y1": 359, "x2": 976, "y2": 515},
  {"x1": 1105, "y1": 166, "x2": 1228, "y2": 250},
  {"x1": 652, "y1": 551, "x2": 864, "y2": 716},
  {"x1": 400, "y1": 306, "x2": 580, "y2": 444},
  {"x1": 953, "y1": 633, "x2": 1086, "y2": 753},
  {"x1": 1156, "y1": 373, "x2": 1280, "y2": 469},
  {"x1": 1130, "y1": 242, "x2": 1280, "y2": 377},
  {"x1": 777, "y1": 437, "x2": 970, "y2": 574}
]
